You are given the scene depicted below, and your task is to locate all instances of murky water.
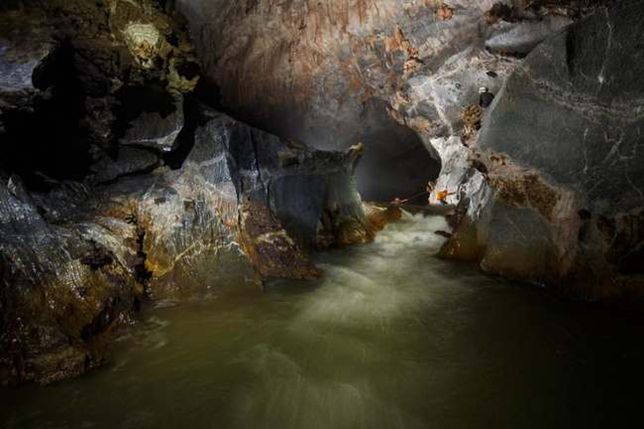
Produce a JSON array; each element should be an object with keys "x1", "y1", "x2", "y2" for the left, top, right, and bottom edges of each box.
[{"x1": 2, "y1": 214, "x2": 644, "y2": 429}]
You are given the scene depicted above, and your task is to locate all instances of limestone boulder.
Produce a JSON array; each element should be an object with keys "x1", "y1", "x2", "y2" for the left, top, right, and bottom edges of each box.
[{"x1": 446, "y1": 1, "x2": 644, "y2": 298}]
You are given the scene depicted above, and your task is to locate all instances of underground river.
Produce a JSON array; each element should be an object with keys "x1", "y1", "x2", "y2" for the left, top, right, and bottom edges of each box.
[{"x1": 2, "y1": 213, "x2": 643, "y2": 428}]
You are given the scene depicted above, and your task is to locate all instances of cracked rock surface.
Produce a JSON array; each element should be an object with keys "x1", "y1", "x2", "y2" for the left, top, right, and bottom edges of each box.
[
  {"x1": 0, "y1": 0, "x2": 372, "y2": 385},
  {"x1": 0, "y1": 102, "x2": 370, "y2": 384},
  {"x1": 443, "y1": 0, "x2": 643, "y2": 298}
]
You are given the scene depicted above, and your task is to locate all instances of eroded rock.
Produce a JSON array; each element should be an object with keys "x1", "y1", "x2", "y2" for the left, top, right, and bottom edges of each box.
[
  {"x1": 0, "y1": 175, "x2": 142, "y2": 384},
  {"x1": 443, "y1": 0, "x2": 644, "y2": 298},
  {"x1": 0, "y1": 99, "x2": 371, "y2": 383},
  {"x1": 175, "y1": 0, "x2": 588, "y2": 200}
]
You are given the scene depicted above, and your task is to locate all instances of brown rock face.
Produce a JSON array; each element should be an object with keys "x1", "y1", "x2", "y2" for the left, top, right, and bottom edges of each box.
[{"x1": 239, "y1": 201, "x2": 321, "y2": 280}]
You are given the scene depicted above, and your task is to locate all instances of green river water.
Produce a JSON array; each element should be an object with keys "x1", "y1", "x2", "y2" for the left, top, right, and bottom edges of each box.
[{"x1": 2, "y1": 214, "x2": 643, "y2": 428}]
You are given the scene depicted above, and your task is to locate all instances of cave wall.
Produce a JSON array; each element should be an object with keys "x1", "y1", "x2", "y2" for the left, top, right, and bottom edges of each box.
[
  {"x1": 175, "y1": 0, "x2": 492, "y2": 143},
  {"x1": 174, "y1": 0, "x2": 484, "y2": 199},
  {"x1": 472, "y1": 0, "x2": 644, "y2": 298},
  {"x1": 175, "y1": 0, "x2": 642, "y2": 299},
  {"x1": 0, "y1": 0, "x2": 379, "y2": 385},
  {"x1": 0, "y1": 0, "x2": 636, "y2": 386},
  {"x1": 174, "y1": 0, "x2": 612, "y2": 202}
]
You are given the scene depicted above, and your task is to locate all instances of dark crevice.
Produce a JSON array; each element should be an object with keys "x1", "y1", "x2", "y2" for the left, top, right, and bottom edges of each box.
[
  {"x1": 112, "y1": 83, "x2": 178, "y2": 146},
  {"x1": 80, "y1": 297, "x2": 120, "y2": 343},
  {"x1": 117, "y1": 84, "x2": 177, "y2": 119},
  {"x1": 163, "y1": 95, "x2": 200, "y2": 170},
  {"x1": 484, "y1": 47, "x2": 529, "y2": 59},
  {"x1": 174, "y1": 58, "x2": 200, "y2": 81},
  {"x1": 193, "y1": 75, "x2": 224, "y2": 111},
  {"x1": 0, "y1": 40, "x2": 91, "y2": 191},
  {"x1": 134, "y1": 227, "x2": 153, "y2": 288},
  {"x1": 80, "y1": 241, "x2": 115, "y2": 270}
]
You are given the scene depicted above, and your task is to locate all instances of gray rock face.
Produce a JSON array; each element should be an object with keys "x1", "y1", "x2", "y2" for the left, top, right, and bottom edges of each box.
[
  {"x1": 479, "y1": 1, "x2": 644, "y2": 216},
  {"x1": 440, "y1": 1, "x2": 644, "y2": 298},
  {"x1": 485, "y1": 16, "x2": 572, "y2": 55},
  {"x1": 188, "y1": 108, "x2": 369, "y2": 246},
  {"x1": 426, "y1": 136, "x2": 491, "y2": 217}
]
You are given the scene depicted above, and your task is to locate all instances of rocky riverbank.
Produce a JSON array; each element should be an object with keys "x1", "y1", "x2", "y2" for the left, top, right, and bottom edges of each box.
[{"x1": 0, "y1": 0, "x2": 376, "y2": 384}]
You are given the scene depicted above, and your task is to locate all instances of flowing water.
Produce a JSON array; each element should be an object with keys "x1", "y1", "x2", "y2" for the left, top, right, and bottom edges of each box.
[{"x1": 2, "y1": 214, "x2": 644, "y2": 428}]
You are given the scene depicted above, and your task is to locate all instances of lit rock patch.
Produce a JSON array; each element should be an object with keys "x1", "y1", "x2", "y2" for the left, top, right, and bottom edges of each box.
[{"x1": 123, "y1": 23, "x2": 161, "y2": 68}]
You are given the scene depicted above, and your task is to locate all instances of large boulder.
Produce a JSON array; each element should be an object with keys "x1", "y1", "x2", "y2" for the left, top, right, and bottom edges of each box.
[
  {"x1": 445, "y1": 1, "x2": 644, "y2": 298},
  {"x1": 479, "y1": 0, "x2": 644, "y2": 216}
]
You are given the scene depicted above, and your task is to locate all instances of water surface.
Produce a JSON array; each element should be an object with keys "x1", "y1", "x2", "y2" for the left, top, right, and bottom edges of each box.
[{"x1": 2, "y1": 214, "x2": 643, "y2": 428}]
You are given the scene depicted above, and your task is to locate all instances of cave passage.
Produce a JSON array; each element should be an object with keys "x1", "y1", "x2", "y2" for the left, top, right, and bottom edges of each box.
[
  {"x1": 2, "y1": 214, "x2": 643, "y2": 428},
  {"x1": 353, "y1": 102, "x2": 440, "y2": 203}
]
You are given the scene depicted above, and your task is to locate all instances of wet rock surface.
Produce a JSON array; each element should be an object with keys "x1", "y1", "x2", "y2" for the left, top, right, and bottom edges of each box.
[
  {"x1": 442, "y1": 0, "x2": 644, "y2": 298},
  {"x1": 0, "y1": 1, "x2": 371, "y2": 385},
  {"x1": 480, "y1": 1, "x2": 644, "y2": 216},
  {"x1": 0, "y1": 99, "x2": 370, "y2": 383}
]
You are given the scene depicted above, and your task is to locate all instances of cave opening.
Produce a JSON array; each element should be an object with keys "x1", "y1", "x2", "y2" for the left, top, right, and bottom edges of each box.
[{"x1": 351, "y1": 101, "x2": 441, "y2": 203}]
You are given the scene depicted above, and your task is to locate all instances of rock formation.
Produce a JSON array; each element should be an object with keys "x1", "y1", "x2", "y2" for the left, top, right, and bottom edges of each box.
[
  {"x1": 450, "y1": 0, "x2": 644, "y2": 299},
  {"x1": 174, "y1": 0, "x2": 640, "y2": 299},
  {"x1": 0, "y1": 0, "x2": 372, "y2": 384}
]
